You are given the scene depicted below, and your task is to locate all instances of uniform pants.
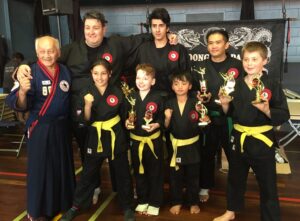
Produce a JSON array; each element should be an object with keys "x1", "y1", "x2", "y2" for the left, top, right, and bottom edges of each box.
[
  {"x1": 227, "y1": 130, "x2": 280, "y2": 221},
  {"x1": 73, "y1": 151, "x2": 134, "y2": 211},
  {"x1": 131, "y1": 138, "x2": 164, "y2": 207},
  {"x1": 169, "y1": 163, "x2": 200, "y2": 206}
]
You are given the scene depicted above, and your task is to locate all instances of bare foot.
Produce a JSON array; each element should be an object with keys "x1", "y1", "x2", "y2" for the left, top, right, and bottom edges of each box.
[
  {"x1": 213, "y1": 211, "x2": 235, "y2": 221},
  {"x1": 190, "y1": 205, "x2": 200, "y2": 214},
  {"x1": 169, "y1": 205, "x2": 182, "y2": 215}
]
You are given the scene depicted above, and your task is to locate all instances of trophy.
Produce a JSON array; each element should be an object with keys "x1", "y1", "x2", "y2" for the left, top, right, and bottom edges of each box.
[
  {"x1": 142, "y1": 109, "x2": 153, "y2": 130},
  {"x1": 251, "y1": 75, "x2": 266, "y2": 104},
  {"x1": 121, "y1": 81, "x2": 136, "y2": 129},
  {"x1": 195, "y1": 101, "x2": 210, "y2": 126},
  {"x1": 215, "y1": 68, "x2": 239, "y2": 104},
  {"x1": 193, "y1": 67, "x2": 209, "y2": 101}
]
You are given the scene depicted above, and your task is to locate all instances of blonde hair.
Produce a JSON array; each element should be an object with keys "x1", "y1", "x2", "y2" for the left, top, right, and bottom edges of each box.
[{"x1": 35, "y1": 35, "x2": 60, "y2": 52}]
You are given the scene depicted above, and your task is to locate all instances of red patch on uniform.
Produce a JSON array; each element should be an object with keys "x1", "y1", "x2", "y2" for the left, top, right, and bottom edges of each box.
[
  {"x1": 146, "y1": 102, "x2": 158, "y2": 113},
  {"x1": 106, "y1": 95, "x2": 118, "y2": 106},
  {"x1": 168, "y1": 51, "x2": 179, "y2": 61},
  {"x1": 261, "y1": 88, "x2": 272, "y2": 101},
  {"x1": 189, "y1": 110, "x2": 199, "y2": 122},
  {"x1": 102, "y1": 53, "x2": 113, "y2": 63},
  {"x1": 227, "y1": 68, "x2": 239, "y2": 79}
]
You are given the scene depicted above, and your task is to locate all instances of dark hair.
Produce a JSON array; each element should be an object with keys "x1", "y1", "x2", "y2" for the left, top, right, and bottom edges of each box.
[
  {"x1": 90, "y1": 58, "x2": 112, "y2": 73},
  {"x1": 83, "y1": 10, "x2": 107, "y2": 26},
  {"x1": 241, "y1": 41, "x2": 268, "y2": 60},
  {"x1": 170, "y1": 71, "x2": 193, "y2": 84},
  {"x1": 148, "y1": 8, "x2": 171, "y2": 28},
  {"x1": 12, "y1": 52, "x2": 24, "y2": 61},
  {"x1": 206, "y1": 29, "x2": 229, "y2": 42},
  {"x1": 136, "y1": 63, "x2": 156, "y2": 78}
]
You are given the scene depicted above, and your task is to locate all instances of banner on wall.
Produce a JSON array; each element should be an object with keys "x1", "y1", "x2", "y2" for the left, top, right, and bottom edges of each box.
[{"x1": 170, "y1": 19, "x2": 286, "y2": 81}]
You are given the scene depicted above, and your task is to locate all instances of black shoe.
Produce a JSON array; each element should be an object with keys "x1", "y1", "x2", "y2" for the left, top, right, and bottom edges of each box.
[
  {"x1": 60, "y1": 209, "x2": 78, "y2": 221},
  {"x1": 124, "y1": 209, "x2": 135, "y2": 221}
]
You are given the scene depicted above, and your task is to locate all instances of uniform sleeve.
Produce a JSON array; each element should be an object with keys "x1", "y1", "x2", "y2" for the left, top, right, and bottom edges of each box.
[
  {"x1": 179, "y1": 45, "x2": 191, "y2": 73},
  {"x1": 58, "y1": 43, "x2": 73, "y2": 65},
  {"x1": 155, "y1": 96, "x2": 165, "y2": 128},
  {"x1": 269, "y1": 80, "x2": 290, "y2": 126},
  {"x1": 119, "y1": 92, "x2": 129, "y2": 126}
]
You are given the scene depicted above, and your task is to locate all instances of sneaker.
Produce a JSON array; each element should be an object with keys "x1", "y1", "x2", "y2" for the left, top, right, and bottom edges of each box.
[
  {"x1": 60, "y1": 208, "x2": 78, "y2": 221},
  {"x1": 135, "y1": 203, "x2": 148, "y2": 213},
  {"x1": 146, "y1": 205, "x2": 159, "y2": 216},
  {"x1": 124, "y1": 209, "x2": 135, "y2": 221}
]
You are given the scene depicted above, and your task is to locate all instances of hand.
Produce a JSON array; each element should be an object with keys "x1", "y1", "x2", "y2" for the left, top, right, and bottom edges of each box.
[
  {"x1": 125, "y1": 119, "x2": 132, "y2": 130},
  {"x1": 19, "y1": 76, "x2": 31, "y2": 95},
  {"x1": 197, "y1": 91, "x2": 211, "y2": 103},
  {"x1": 168, "y1": 33, "x2": 178, "y2": 45},
  {"x1": 84, "y1": 93, "x2": 94, "y2": 106},
  {"x1": 164, "y1": 108, "x2": 173, "y2": 120},
  {"x1": 252, "y1": 100, "x2": 270, "y2": 116},
  {"x1": 143, "y1": 122, "x2": 160, "y2": 133},
  {"x1": 199, "y1": 115, "x2": 211, "y2": 124},
  {"x1": 16, "y1": 65, "x2": 32, "y2": 81},
  {"x1": 219, "y1": 94, "x2": 232, "y2": 106}
]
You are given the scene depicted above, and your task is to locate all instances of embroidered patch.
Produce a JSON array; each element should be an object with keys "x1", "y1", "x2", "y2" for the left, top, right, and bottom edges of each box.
[
  {"x1": 227, "y1": 68, "x2": 239, "y2": 79},
  {"x1": 106, "y1": 95, "x2": 118, "y2": 106},
  {"x1": 146, "y1": 102, "x2": 158, "y2": 113},
  {"x1": 189, "y1": 110, "x2": 199, "y2": 122},
  {"x1": 176, "y1": 157, "x2": 181, "y2": 163},
  {"x1": 168, "y1": 51, "x2": 179, "y2": 61},
  {"x1": 42, "y1": 80, "x2": 51, "y2": 85},
  {"x1": 59, "y1": 80, "x2": 70, "y2": 92},
  {"x1": 76, "y1": 109, "x2": 82, "y2": 116},
  {"x1": 102, "y1": 53, "x2": 113, "y2": 63},
  {"x1": 261, "y1": 88, "x2": 272, "y2": 101},
  {"x1": 87, "y1": 148, "x2": 92, "y2": 154}
]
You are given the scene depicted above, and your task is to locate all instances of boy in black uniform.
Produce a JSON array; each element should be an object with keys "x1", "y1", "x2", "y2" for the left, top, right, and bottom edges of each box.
[
  {"x1": 192, "y1": 29, "x2": 243, "y2": 202},
  {"x1": 214, "y1": 41, "x2": 289, "y2": 221},
  {"x1": 135, "y1": 8, "x2": 190, "y2": 96},
  {"x1": 165, "y1": 72, "x2": 209, "y2": 215},
  {"x1": 125, "y1": 64, "x2": 164, "y2": 216},
  {"x1": 61, "y1": 59, "x2": 135, "y2": 221}
]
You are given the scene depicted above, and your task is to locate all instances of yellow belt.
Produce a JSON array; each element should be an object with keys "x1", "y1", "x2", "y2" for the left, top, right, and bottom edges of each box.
[
  {"x1": 234, "y1": 124, "x2": 273, "y2": 153},
  {"x1": 92, "y1": 115, "x2": 120, "y2": 160},
  {"x1": 170, "y1": 134, "x2": 199, "y2": 170},
  {"x1": 130, "y1": 130, "x2": 161, "y2": 174}
]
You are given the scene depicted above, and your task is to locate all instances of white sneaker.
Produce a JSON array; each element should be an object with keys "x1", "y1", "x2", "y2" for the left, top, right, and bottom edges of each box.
[
  {"x1": 147, "y1": 205, "x2": 159, "y2": 216},
  {"x1": 93, "y1": 187, "x2": 101, "y2": 204},
  {"x1": 135, "y1": 203, "x2": 148, "y2": 213}
]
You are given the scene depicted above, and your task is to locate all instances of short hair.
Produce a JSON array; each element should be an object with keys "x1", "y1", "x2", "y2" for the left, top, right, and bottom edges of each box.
[
  {"x1": 170, "y1": 71, "x2": 193, "y2": 84},
  {"x1": 241, "y1": 41, "x2": 268, "y2": 60},
  {"x1": 206, "y1": 29, "x2": 229, "y2": 42},
  {"x1": 35, "y1": 35, "x2": 60, "y2": 51},
  {"x1": 149, "y1": 8, "x2": 171, "y2": 28},
  {"x1": 90, "y1": 58, "x2": 112, "y2": 73},
  {"x1": 83, "y1": 10, "x2": 107, "y2": 26},
  {"x1": 136, "y1": 63, "x2": 156, "y2": 78}
]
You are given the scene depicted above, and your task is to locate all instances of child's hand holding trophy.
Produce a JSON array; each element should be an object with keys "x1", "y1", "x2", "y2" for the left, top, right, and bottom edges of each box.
[
  {"x1": 121, "y1": 81, "x2": 136, "y2": 130},
  {"x1": 195, "y1": 101, "x2": 210, "y2": 126}
]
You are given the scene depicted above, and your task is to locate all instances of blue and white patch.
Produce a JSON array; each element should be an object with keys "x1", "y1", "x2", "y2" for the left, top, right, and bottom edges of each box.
[{"x1": 59, "y1": 80, "x2": 70, "y2": 92}]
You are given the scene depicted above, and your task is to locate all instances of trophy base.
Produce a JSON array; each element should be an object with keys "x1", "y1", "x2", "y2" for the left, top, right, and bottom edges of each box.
[
  {"x1": 142, "y1": 125, "x2": 151, "y2": 130},
  {"x1": 198, "y1": 122, "x2": 208, "y2": 126},
  {"x1": 214, "y1": 99, "x2": 221, "y2": 104},
  {"x1": 252, "y1": 100, "x2": 265, "y2": 104}
]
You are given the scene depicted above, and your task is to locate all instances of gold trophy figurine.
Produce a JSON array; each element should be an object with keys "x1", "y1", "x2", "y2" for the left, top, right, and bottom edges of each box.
[
  {"x1": 142, "y1": 110, "x2": 153, "y2": 130},
  {"x1": 251, "y1": 75, "x2": 265, "y2": 104},
  {"x1": 121, "y1": 81, "x2": 136, "y2": 129},
  {"x1": 193, "y1": 67, "x2": 209, "y2": 101},
  {"x1": 195, "y1": 101, "x2": 210, "y2": 126},
  {"x1": 215, "y1": 72, "x2": 236, "y2": 104}
]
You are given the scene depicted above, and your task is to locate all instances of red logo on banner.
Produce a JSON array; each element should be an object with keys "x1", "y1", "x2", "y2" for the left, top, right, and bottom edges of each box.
[
  {"x1": 168, "y1": 51, "x2": 179, "y2": 61},
  {"x1": 261, "y1": 88, "x2": 272, "y2": 101},
  {"x1": 146, "y1": 102, "x2": 158, "y2": 113},
  {"x1": 106, "y1": 95, "x2": 118, "y2": 106},
  {"x1": 102, "y1": 53, "x2": 113, "y2": 63},
  {"x1": 227, "y1": 68, "x2": 239, "y2": 79}
]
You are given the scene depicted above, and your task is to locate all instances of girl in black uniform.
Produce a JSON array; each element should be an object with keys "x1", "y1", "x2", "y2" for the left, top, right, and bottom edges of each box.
[
  {"x1": 61, "y1": 59, "x2": 135, "y2": 221},
  {"x1": 214, "y1": 42, "x2": 289, "y2": 221}
]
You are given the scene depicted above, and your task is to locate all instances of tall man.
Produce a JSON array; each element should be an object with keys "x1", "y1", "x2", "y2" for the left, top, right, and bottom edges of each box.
[{"x1": 192, "y1": 29, "x2": 243, "y2": 202}]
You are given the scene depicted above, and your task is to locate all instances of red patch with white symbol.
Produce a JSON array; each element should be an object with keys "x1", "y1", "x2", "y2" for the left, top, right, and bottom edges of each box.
[
  {"x1": 227, "y1": 68, "x2": 239, "y2": 79},
  {"x1": 260, "y1": 88, "x2": 272, "y2": 101},
  {"x1": 189, "y1": 110, "x2": 199, "y2": 122},
  {"x1": 102, "y1": 53, "x2": 113, "y2": 63},
  {"x1": 146, "y1": 102, "x2": 158, "y2": 113},
  {"x1": 168, "y1": 51, "x2": 179, "y2": 61},
  {"x1": 106, "y1": 95, "x2": 118, "y2": 106}
]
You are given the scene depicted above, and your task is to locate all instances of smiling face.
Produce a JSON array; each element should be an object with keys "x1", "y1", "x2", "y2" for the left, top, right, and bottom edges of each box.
[
  {"x1": 242, "y1": 50, "x2": 267, "y2": 76},
  {"x1": 91, "y1": 64, "x2": 111, "y2": 88},
  {"x1": 136, "y1": 69, "x2": 156, "y2": 92},
  {"x1": 151, "y1": 19, "x2": 169, "y2": 42},
  {"x1": 36, "y1": 37, "x2": 60, "y2": 69},
  {"x1": 84, "y1": 18, "x2": 106, "y2": 47},
  {"x1": 207, "y1": 33, "x2": 229, "y2": 61}
]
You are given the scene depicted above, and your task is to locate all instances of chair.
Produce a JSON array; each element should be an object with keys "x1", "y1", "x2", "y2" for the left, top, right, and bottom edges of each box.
[
  {"x1": 279, "y1": 98, "x2": 300, "y2": 147},
  {"x1": 0, "y1": 94, "x2": 25, "y2": 158}
]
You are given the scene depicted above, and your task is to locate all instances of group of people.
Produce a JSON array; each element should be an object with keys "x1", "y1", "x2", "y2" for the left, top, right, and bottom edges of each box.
[{"x1": 5, "y1": 6, "x2": 289, "y2": 221}]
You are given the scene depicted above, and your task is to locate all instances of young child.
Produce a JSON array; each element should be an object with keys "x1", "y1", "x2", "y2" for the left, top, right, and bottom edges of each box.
[
  {"x1": 214, "y1": 41, "x2": 290, "y2": 221},
  {"x1": 164, "y1": 71, "x2": 208, "y2": 215},
  {"x1": 124, "y1": 64, "x2": 164, "y2": 216},
  {"x1": 61, "y1": 59, "x2": 135, "y2": 221},
  {"x1": 6, "y1": 36, "x2": 75, "y2": 220}
]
